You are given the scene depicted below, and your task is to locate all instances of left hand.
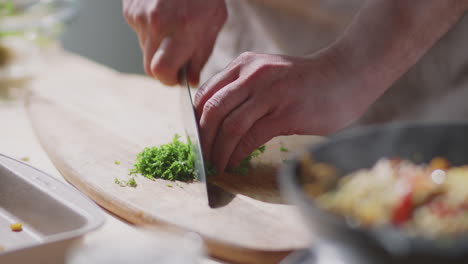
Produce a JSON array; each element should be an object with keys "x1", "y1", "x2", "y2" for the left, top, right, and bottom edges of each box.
[
  {"x1": 122, "y1": 0, "x2": 227, "y2": 86},
  {"x1": 194, "y1": 51, "x2": 367, "y2": 173}
]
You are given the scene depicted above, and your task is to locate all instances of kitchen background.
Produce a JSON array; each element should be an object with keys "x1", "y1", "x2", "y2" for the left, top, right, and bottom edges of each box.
[{"x1": 61, "y1": 0, "x2": 144, "y2": 74}]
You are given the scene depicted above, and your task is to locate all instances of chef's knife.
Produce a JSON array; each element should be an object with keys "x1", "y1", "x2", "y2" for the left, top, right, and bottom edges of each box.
[{"x1": 179, "y1": 65, "x2": 213, "y2": 207}]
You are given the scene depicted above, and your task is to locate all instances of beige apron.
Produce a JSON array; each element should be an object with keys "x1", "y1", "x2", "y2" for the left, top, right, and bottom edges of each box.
[{"x1": 201, "y1": 0, "x2": 468, "y2": 127}]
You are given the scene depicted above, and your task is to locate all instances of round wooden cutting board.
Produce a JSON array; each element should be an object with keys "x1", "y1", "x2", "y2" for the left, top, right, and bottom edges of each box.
[{"x1": 26, "y1": 52, "x2": 325, "y2": 263}]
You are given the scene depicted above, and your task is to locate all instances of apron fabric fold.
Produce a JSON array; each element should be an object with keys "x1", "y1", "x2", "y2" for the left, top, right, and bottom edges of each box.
[{"x1": 201, "y1": 0, "x2": 468, "y2": 126}]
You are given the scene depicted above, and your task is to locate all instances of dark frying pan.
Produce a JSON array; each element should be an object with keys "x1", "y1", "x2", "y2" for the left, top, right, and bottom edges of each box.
[{"x1": 279, "y1": 121, "x2": 468, "y2": 264}]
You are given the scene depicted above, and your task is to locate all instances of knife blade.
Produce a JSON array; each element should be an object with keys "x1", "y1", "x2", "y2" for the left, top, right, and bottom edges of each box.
[
  {"x1": 178, "y1": 65, "x2": 212, "y2": 207},
  {"x1": 179, "y1": 65, "x2": 236, "y2": 208}
]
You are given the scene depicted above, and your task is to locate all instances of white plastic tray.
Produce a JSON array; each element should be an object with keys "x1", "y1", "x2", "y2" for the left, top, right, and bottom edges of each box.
[{"x1": 0, "y1": 154, "x2": 105, "y2": 264}]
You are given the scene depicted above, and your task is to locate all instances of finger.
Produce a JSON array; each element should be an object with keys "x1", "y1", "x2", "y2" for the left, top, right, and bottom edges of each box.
[
  {"x1": 137, "y1": 16, "x2": 168, "y2": 77},
  {"x1": 211, "y1": 97, "x2": 271, "y2": 173},
  {"x1": 194, "y1": 66, "x2": 240, "y2": 117},
  {"x1": 142, "y1": 36, "x2": 160, "y2": 77},
  {"x1": 124, "y1": 0, "x2": 150, "y2": 28},
  {"x1": 122, "y1": 0, "x2": 130, "y2": 9},
  {"x1": 228, "y1": 115, "x2": 284, "y2": 169},
  {"x1": 199, "y1": 80, "x2": 250, "y2": 161},
  {"x1": 150, "y1": 35, "x2": 194, "y2": 86},
  {"x1": 187, "y1": 22, "x2": 223, "y2": 86},
  {"x1": 122, "y1": 0, "x2": 138, "y2": 26},
  {"x1": 187, "y1": 36, "x2": 216, "y2": 87}
]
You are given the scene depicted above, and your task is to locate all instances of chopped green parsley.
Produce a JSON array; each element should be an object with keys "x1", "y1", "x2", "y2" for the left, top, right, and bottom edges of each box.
[{"x1": 130, "y1": 134, "x2": 267, "y2": 180}]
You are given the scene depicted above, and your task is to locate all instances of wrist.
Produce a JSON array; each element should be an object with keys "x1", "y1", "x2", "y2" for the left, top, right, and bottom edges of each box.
[
  {"x1": 300, "y1": 44, "x2": 375, "y2": 126},
  {"x1": 330, "y1": 34, "x2": 391, "y2": 104},
  {"x1": 329, "y1": 42, "x2": 381, "y2": 119}
]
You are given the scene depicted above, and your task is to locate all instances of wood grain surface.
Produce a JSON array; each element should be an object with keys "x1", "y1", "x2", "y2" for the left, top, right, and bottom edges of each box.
[{"x1": 26, "y1": 52, "x2": 325, "y2": 263}]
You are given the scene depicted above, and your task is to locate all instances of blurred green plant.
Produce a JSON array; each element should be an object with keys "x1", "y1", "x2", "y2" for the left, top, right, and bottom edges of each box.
[
  {"x1": 0, "y1": 0, "x2": 15, "y2": 18},
  {"x1": 0, "y1": 1, "x2": 16, "y2": 66},
  {"x1": 0, "y1": 0, "x2": 18, "y2": 38},
  {"x1": 0, "y1": 0, "x2": 67, "y2": 41}
]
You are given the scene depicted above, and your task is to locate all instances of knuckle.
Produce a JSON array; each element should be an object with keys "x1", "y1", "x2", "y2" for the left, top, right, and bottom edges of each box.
[
  {"x1": 147, "y1": 7, "x2": 164, "y2": 32},
  {"x1": 203, "y1": 97, "x2": 222, "y2": 117},
  {"x1": 236, "y1": 53, "x2": 277, "y2": 78},
  {"x1": 134, "y1": 12, "x2": 147, "y2": 26},
  {"x1": 225, "y1": 60, "x2": 241, "y2": 74},
  {"x1": 259, "y1": 62, "x2": 276, "y2": 73},
  {"x1": 194, "y1": 86, "x2": 211, "y2": 109},
  {"x1": 251, "y1": 63, "x2": 273, "y2": 78},
  {"x1": 123, "y1": 10, "x2": 137, "y2": 24},
  {"x1": 226, "y1": 52, "x2": 255, "y2": 72},
  {"x1": 194, "y1": 90, "x2": 206, "y2": 107},
  {"x1": 176, "y1": 10, "x2": 192, "y2": 29},
  {"x1": 122, "y1": 1, "x2": 133, "y2": 19},
  {"x1": 122, "y1": 7, "x2": 131, "y2": 20},
  {"x1": 239, "y1": 51, "x2": 256, "y2": 62},
  {"x1": 125, "y1": 5, "x2": 148, "y2": 25},
  {"x1": 222, "y1": 115, "x2": 246, "y2": 137}
]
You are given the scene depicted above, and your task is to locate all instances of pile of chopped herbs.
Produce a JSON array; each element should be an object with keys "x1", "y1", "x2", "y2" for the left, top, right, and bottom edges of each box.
[
  {"x1": 130, "y1": 134, "x2": 266, "y2": 181},
  {"x1": 130, "y1": 134, "x2": 196, "y2": 182},
  {"x1": 115, "y1": 177, "x2": 137, "y2": 188}
]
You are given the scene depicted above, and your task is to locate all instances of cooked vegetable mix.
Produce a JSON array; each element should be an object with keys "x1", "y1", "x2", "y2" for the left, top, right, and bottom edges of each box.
[{"x1": 310, "y1": 157, "x2": 468, "y2": 238}]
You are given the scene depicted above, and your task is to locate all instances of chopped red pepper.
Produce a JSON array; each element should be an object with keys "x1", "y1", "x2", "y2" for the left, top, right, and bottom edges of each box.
[
  {"x1": 388, "y1": 157, "x2": 402, "y2": 168},
  {"x1": 430, "y1": 200, "x2": 457, "y2": 218},
  {"x1": 460, "y1": 201, "x2": 468, "y2": 210},
  {"x1": 392, "y1": 191, "x2": 413, "y2": 226}
]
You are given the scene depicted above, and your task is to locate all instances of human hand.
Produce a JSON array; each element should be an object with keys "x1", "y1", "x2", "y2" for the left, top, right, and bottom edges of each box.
[
  {"x1": 123, "y1": 0, "x2": 227, "y2": 86},
  {"x1": 194, "y1": 50, "x2": 371, "y2": 173}
]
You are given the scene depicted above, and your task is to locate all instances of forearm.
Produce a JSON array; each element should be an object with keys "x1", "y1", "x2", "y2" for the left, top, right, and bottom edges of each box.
[{"x1": 330, "y1": 0, "x2": 468, "y2": 109}]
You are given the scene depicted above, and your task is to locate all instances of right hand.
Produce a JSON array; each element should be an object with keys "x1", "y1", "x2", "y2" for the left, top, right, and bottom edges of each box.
[
  {"x1": 193, "y1": 50, "x2": 372, "y2": 173},
  {"x1": 123, "y1": 0, "x2": 228, "y2": 86}
]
